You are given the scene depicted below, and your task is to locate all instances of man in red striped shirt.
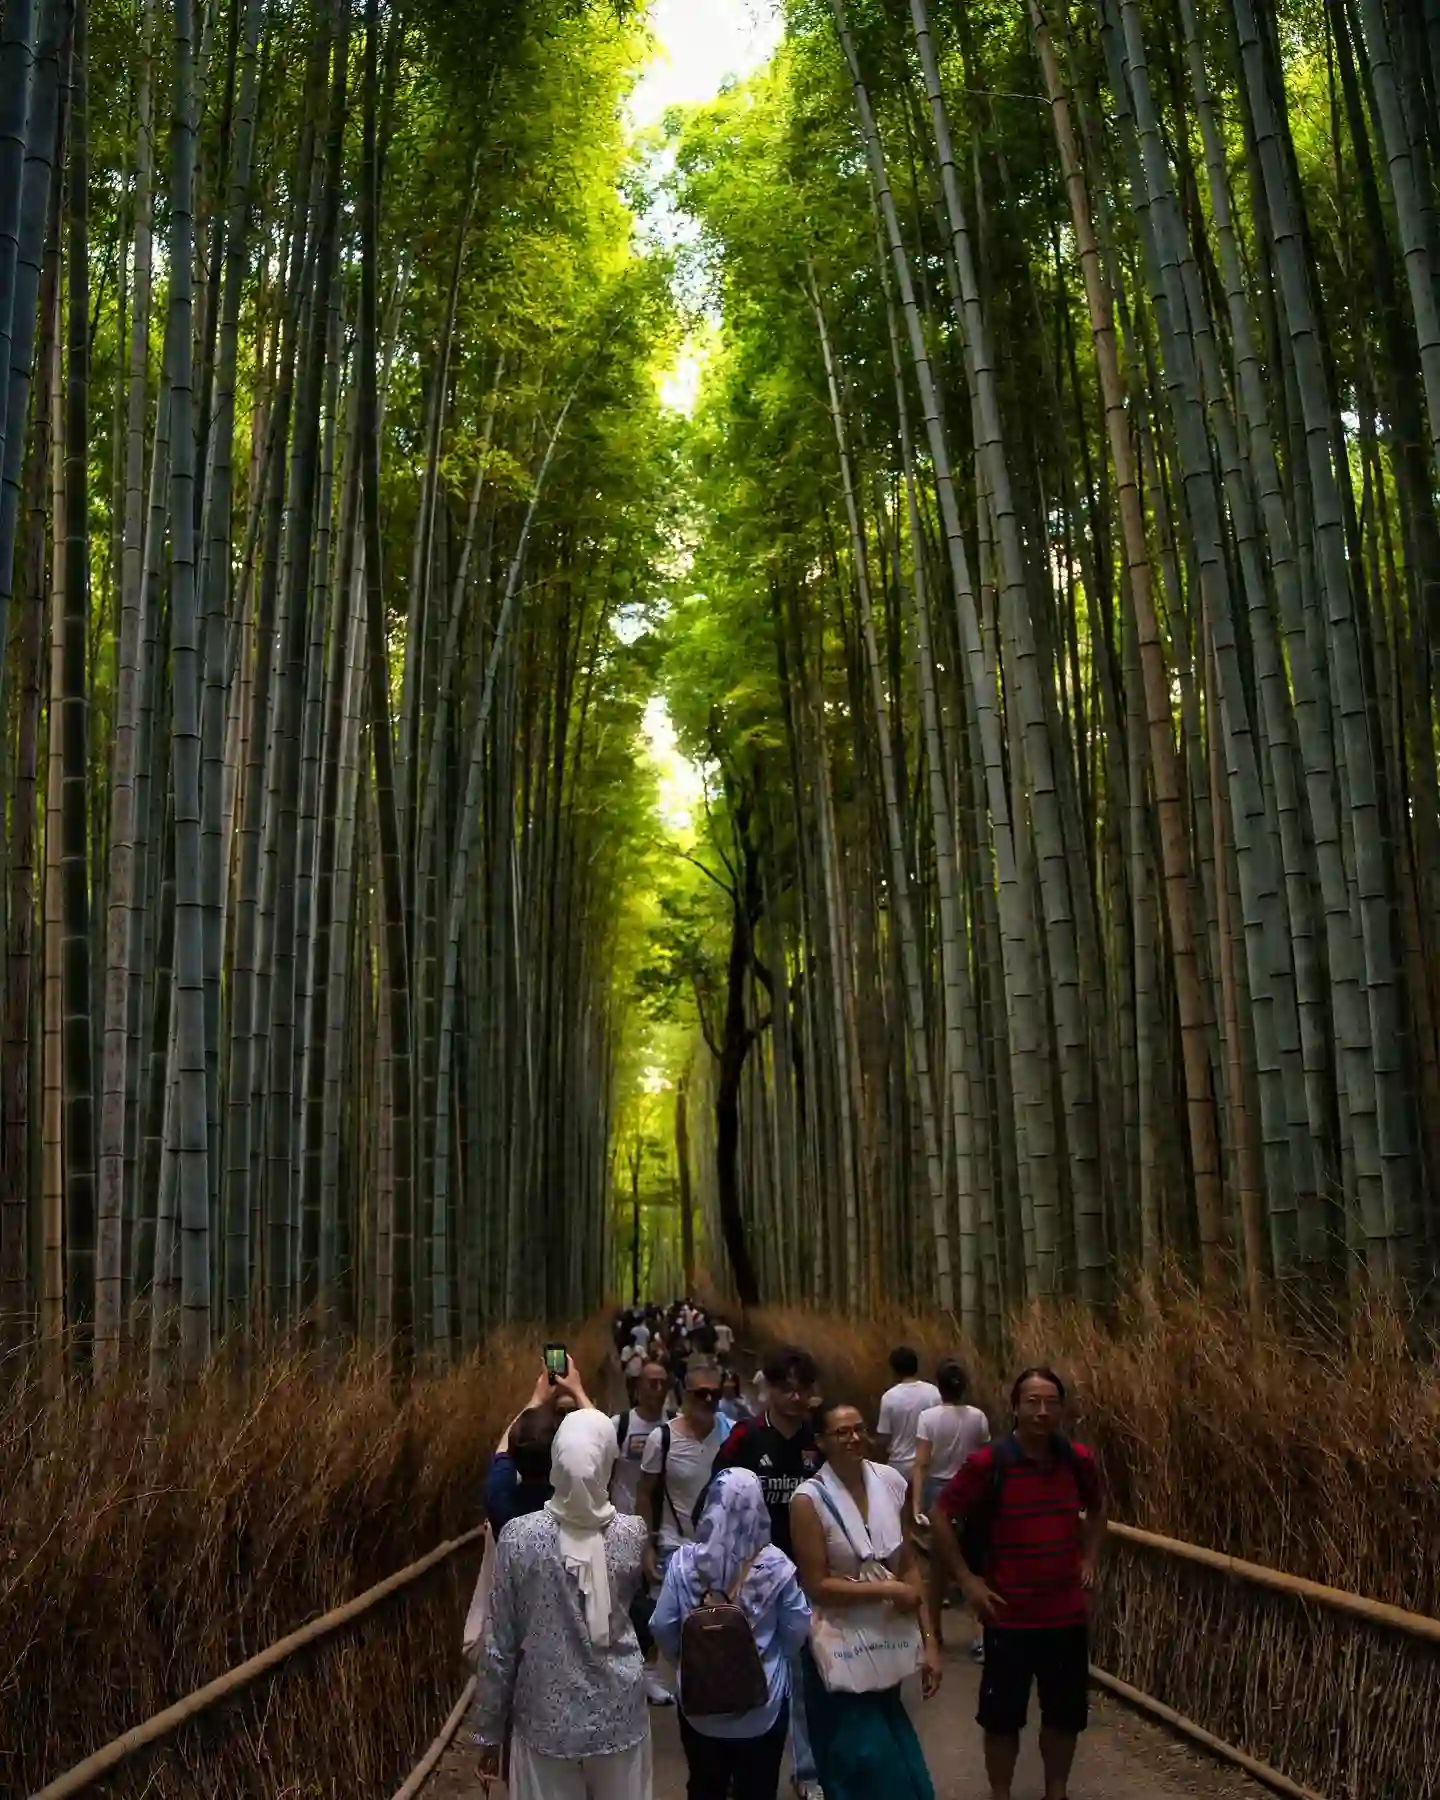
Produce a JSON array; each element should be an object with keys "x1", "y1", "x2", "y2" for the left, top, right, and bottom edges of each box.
[{"x1": 932, "y1": 1367, "x2": 1107, "y2": 1800}]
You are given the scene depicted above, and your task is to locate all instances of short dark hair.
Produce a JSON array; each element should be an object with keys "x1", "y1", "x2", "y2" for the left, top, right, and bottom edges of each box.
[
  {"x1": 1011, "y1": 1365, "x2": 1066, "y2": 1408},
  {"x1": 763, "y1": 1345, "x2": 819, "y2": 1389},
  {"x1": 936, "y1": 1358, "x2": 969, "y2": 1403},
  {"x1": 889, "y1": 1344, "x2": 920, "y2": 1378},
  {"x1": 510, "y1": 1406, "x2": 559, "y2": 1483}
]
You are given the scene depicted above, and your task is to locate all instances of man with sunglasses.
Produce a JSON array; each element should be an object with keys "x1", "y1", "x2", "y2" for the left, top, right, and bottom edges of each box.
[
  {"x1": 637, "y1": 1362, "x2": 733, "y2": 1585},
  {"x1": 711, "y1": 1345, "x2": 825, "y2": 1800}
]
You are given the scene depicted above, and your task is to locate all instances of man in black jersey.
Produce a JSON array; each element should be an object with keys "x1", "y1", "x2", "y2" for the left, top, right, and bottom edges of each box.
[{"x1": 711, "y1": 1345, "x2": 824, "y2": 1798}]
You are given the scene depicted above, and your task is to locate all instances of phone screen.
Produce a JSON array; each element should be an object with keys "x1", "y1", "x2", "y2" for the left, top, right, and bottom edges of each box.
[{"x1": 543, "y1": 1343, "x2": 568, "y2": 1378}]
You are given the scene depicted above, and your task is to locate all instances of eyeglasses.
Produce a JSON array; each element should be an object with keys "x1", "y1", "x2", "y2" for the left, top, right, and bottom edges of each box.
[
  {"x1": 689, "y1": 1387, "x2": 722, "y2": 1404},
  {"x1": 825, "y1": 1423, "x2": 866, "y2": 1440}
]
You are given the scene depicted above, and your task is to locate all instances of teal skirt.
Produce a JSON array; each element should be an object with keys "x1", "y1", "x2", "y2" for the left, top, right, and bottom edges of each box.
[{"x1": 801, "y1": 1647, "x2": 935, "y2": 1800}]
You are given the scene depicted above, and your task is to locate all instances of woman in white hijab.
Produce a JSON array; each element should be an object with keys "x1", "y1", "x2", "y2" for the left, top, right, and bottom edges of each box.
[{"x1": 471, "y1": 1407, "x2": 652, "y2": 1799}]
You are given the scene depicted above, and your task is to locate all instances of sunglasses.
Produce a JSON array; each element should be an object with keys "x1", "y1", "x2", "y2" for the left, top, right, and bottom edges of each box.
[{"x1": 688, "y1": 1387, "x2": 722, "y2": 1404}]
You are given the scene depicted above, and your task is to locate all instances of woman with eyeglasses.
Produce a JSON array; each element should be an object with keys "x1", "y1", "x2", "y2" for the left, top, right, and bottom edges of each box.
[{"x1": 790, "y1": 1400, "x2": 941, "y2": 1800}]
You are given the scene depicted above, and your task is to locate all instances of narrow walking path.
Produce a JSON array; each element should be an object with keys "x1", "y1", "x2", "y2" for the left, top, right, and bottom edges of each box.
[{"x1": 420, "y1": 1645, "x2": 1274, "y2": 1799}]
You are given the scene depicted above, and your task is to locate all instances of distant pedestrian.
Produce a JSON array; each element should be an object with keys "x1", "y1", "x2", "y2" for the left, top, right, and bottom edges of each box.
[
  {"x1": 718, "y1": 1368, "x2": 752, "y2": 1425},
  {"x1": 791, "y1": 1400, "x2": 941, "y2": 1800},
  {"x1": 714, "y1": 1318, "x2": 735, "y2": 1365},
  {"x1": 653, "y1": 1469, "x2": 813, "y2": 1800},
  {"x1": 931, "y1": 1367, "x2": 1107, "y2": 1800},
  {"x1": 472, "y1": 1409, "x2": 652, "y2": 1798},
  {"x1": 911, "y1": 1359, "x2": 990, "y2": 1657},
  {"x1": 874, "y1": 1348, "x2": 940, "y2": 1492},
  {"x1": 712, "y1": 1345, "x2": 825, "y2": 1797}
]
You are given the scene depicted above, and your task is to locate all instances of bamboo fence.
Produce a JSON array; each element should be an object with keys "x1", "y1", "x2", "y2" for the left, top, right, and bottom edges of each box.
[{"x1": 26, "y1": 1519, "x2": 1439, "y2": 1799}]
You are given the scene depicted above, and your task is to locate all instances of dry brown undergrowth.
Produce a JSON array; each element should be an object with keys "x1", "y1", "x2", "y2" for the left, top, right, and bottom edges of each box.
[
  {"x1": 0, "y1": 1317, "x2": 612, "y2": 1799},
  {"x1": 7, "y1": 1285, "x2": 1437, "y2": 1800},
  {"x1": 748, "y1": 1274, "x2": 1440, "y2": 1800}
]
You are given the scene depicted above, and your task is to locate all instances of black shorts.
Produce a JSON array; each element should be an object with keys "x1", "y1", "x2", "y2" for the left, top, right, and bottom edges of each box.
[{"x1": 976, "y1": 1624, "x2": 1090, "y2": 1736}]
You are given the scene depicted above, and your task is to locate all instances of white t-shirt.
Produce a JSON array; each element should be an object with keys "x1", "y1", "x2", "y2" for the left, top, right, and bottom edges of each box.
[
  {"x1": 877, "y1": 1379, "x2": 942, "y2": 1472},
  {"x1": 630, "y1": 1322, "x2": 651, "y2": 1350},
  {"x1": 915, "y1": 1402, "x2": 990, "y2": 1484},
  {"x1": 715, "y1": 1323, "x2": 734, "y2": 1355},
  {"x1": 611, "y1": 1407, "x2": 667, "y2": 1514},
  {"x1": 640, "y1": 1418, "x2": 729, "y2": 1553}
]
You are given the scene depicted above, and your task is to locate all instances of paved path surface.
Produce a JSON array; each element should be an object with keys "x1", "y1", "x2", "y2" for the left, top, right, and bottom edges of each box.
[{"x1": 422, "y1": 1646, "x2": 1272, "y2": 1798}]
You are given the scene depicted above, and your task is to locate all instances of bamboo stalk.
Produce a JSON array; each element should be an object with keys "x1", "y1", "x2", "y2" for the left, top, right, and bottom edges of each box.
[
  {"x1": 26, "y1": 1526, "x2": 486, "y2": 1800},
  {"x1": 1108, "y1": 1520, "x2": 1440, "y2": 1642}
]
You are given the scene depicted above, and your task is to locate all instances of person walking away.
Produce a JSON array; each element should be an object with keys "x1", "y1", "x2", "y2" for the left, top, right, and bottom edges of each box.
[
  {"x1": 930, "y1": 1367, "x2": 1107, "y2": 1800},
  {"x1": 874, "y1": 1348, "x2": 940, "y2": 1496},
  {"x1": 637, "y1": 1363, "x2": 732, "y2": 1585},
  {"x1": 790, "y1": 1401, "x2": 941, "y2": 1800},
  {"x1": 712, "y1": 1346, "x2": 824, "y2": 1798},
  {"x1": 653, "y1": 1470, "x2": 813, "y2": 1800},
  {"x1": 911, "y1": 1359, "x2": 990, "y2": 1659},
  {"x1": 715, "y1": 1318, "x2": 735, "y2": 1366},
  {"x1": 611, "y1": 1359, "x2": 677, "y2": 1707},
  {"x1": 471, "y1": 1409, "x2": 652, "y2": 1799}
]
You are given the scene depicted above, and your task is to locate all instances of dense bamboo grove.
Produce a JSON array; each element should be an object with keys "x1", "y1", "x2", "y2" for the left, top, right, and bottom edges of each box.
[
  {"x1": 5, "y1": 0, "x2": 1440, "y2": 1383},
  {"x1": 0, "y1": 0, "x2": 680, "y2": 1387},
  {"x1": 652, "y1": 0, "x2": 1440, "y2": 1331}
]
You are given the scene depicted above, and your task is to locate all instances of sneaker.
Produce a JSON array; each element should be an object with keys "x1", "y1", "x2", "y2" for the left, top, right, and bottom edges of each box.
[
  {"x1": 969, "y1": 1638, "x2": 985, "y2": 1663},
  {"x1": 644, "y1": 1674, "x2": 676, "y2": 1706}
]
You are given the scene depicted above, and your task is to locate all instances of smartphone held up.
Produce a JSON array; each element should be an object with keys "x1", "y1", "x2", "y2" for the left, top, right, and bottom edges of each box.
[{"x1": 543, "y1": 1342, "x2": 568, "y2": 1384}]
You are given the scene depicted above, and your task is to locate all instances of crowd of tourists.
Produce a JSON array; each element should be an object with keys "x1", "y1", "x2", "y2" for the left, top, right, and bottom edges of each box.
[{"x1": 465, "y1": 1307, "x2": 1107, "y2": 1800}]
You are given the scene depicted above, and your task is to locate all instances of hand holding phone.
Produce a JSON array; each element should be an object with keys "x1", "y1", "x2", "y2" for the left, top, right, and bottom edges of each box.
[{"x1": 543, "y1": 1342, "x2": 568, "y2": 1385}]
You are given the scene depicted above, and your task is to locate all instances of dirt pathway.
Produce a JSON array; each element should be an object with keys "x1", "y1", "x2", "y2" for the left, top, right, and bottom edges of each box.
[{"x1": 420, "y1": 1645, "x2": 1271, "y2": 1799}]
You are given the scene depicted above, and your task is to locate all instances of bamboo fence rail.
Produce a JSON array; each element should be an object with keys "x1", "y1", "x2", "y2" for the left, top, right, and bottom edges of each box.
[
  {"x1": 26, "y1": 1525, "x2": 487, "y2": 1800},
  {"x1": 1106, "y1": 1520, "x2": 1440, "y2": 1645},
  {"x1": 1088, "y1": 1664, "x2": 1330, "y2": 1800},
  {"x1": 27, "y1": 1517, "x2": 1439, "y2": 1798},
  {"x1": 389, "y1": 1676, "x2": 478, "y2": 1800}
]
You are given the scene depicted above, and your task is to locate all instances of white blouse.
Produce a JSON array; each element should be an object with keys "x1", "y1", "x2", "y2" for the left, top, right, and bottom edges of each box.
[{"x1": 795, "y1": 1462, "x2": 908, "y2": 1576}]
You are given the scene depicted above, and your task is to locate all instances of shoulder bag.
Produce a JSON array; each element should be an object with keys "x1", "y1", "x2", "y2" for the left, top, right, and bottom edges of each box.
[{"x1": 807, "y1": 1476, "x2": 922, "y2": 1694}]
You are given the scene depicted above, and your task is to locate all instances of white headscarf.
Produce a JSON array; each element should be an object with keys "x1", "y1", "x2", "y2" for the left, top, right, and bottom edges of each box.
[{"x1": 546, "y1": 1409, "x2": 619, "y2": 1645}]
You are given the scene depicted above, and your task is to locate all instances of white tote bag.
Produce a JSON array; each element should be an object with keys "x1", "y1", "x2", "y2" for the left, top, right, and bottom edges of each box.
[
  {"x1": 808, "y1": 1486, "x2": 922, "y2": 1694},
  {"x1": 462, "y1": 1524, "x2": 497, "y2": 1661}
]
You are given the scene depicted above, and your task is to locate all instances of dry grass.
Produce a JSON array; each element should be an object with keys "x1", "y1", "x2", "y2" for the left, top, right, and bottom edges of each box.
[
  {"x1": 747, "y1": 1274, "x2": 1440, "y2": 1800},
  {"x1": 8, "y1": 1286, "x2": 1436, "y2": 1800},
  {"x1": 0, "y1": 1316, "x2": 613, "y2": 1799}
]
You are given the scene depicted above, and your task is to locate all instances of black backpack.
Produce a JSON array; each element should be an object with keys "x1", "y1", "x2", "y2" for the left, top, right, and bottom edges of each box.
[
  {"x1": 679, "y1": 1559, "x2": 770, "y2": 1717},
  {"x1": 960, "y1": 1432, "x2": 1077, "y2": 1576}
]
